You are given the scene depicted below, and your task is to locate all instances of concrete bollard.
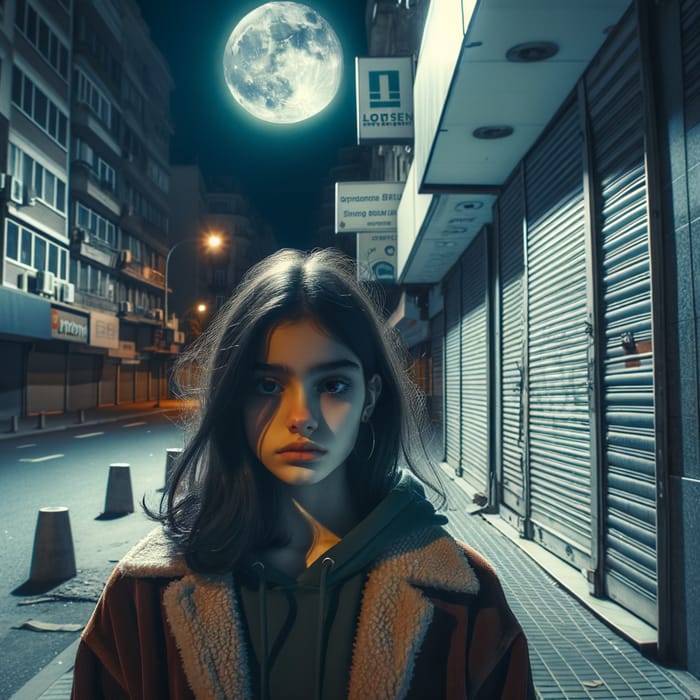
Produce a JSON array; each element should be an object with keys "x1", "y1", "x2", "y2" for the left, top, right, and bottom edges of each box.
[
  {"x1": 37, "y1": 411, "x2": 46, "y2": 429},
  {"x1": 10, "y1": 415, "x2": 19, "y2": 432},
  {"x1": 78, "y1": 408, "x2": 86, "y2": 423},
  {"x1": 102, "y1": 463, "x2": 134, "y2": 516},
  {"x1": 28, "y1": 507, "x2": 77, "y2": 587},
  {"x1": 163, "y1": 448, "x2": 183, "y2": 490}
]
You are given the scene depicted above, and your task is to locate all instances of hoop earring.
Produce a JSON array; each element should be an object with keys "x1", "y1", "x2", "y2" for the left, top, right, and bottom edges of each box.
[{"x1": 365, "y1": 421, "x2": 375, "y2": 460}]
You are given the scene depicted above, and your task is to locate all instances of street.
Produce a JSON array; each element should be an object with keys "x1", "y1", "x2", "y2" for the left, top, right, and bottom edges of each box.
[{"x1": 0, "y1": 412, "x2": 184, "y2": 699}]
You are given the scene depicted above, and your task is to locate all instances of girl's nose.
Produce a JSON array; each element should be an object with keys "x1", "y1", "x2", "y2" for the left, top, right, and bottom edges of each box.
[{"x1": 286, "y1": 388, "x2": 318, "y2": 435}]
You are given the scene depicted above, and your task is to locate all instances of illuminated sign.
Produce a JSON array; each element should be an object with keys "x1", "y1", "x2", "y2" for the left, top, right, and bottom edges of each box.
[
  {"x1": 356, "y1": 57, "x2": 414, "y2": 144},
  {"x1": 50, "y1": 307, "x2": 88, "y2": 343},
  {"x1": 335, "y1": 181, "x2": 405, "y2": 233}
]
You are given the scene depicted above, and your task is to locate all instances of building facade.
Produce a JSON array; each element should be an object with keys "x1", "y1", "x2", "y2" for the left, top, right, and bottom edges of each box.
[
  {"x1": 375, "y1": 0, "x2": 700, "y2": 680},
  {"x1": 0, "y1": 0, "x2": 174, "y2": 420}
]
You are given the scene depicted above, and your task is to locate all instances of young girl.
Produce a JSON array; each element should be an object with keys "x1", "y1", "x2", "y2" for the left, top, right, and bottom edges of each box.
[{"x1": 72, "y1": 248, "x2": 533, "y2": 699}]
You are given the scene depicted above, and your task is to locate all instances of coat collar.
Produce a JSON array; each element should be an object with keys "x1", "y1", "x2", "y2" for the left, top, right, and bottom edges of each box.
[{"x1": 119, "y1": 527, "x2": 479, "y2": 699}]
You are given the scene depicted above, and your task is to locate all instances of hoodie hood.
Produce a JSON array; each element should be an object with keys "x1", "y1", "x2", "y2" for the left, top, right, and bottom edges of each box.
[{"x1": 241, "y1": 471, "x2": 446, "y2": 589}]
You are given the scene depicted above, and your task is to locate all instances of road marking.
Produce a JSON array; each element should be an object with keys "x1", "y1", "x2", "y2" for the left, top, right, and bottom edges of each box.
[
  {"x1": 16, "y1": 443, "x2": 37, "y2": 449},
  {"x1": 123, "y1": 421, "x2": 147, "y2": 428},
  {"x1": 19, "y1": 454, "x2": 64, "y2": 463},
  {"x1": 73, "y1": 431, "x2": 105, "y2": 439}
]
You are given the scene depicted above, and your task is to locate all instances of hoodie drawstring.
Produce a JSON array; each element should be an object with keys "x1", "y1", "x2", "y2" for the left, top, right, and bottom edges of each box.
[
  {"x1": 315, "y1": 556, "x2": 335, "y2": 700},
  {"x1": 252, "y1": 561, "x2": 269, "y2": 700}
]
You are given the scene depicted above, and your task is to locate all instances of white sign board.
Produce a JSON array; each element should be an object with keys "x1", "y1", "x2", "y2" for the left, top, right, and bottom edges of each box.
[
  {"x1": 356, "y1": 57, "x2": 414, "y2": 144},
  {"x1": 356, "y1": 233, "x2": 397, "y2": 283},
  {"x1": 90, "y1": 310, "x2": 119, "y2": 349},
  {"x1": 336, "y1": 181, "x2": 404, "y2": 233}
]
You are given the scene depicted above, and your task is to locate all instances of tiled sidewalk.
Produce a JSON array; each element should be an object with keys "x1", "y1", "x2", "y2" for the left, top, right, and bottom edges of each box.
[{"x1": 442, "y1": 472, "x2": 700, "y2": 700}]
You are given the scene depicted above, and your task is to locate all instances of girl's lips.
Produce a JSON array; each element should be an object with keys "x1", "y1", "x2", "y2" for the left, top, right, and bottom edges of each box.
[
  {"x1": 277, "y1": 442, "x2": 326, "y2": 454},
  {"x1": 278, "y1": 450, "x2": 326, "y2": 463}
]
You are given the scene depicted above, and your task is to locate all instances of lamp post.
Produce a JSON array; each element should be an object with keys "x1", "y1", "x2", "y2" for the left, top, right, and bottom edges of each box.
[
  {"x1": 156, "y1": 234, "x2": 223, "y2": 407},
  {"x1": 163, "y1": 233, "x2": 223, "y2": 331}
]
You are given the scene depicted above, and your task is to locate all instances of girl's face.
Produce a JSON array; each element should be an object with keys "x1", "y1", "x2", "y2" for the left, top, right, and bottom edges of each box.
[{"x1": 243, "y1": 318, "x2": 381, "y2": 487}]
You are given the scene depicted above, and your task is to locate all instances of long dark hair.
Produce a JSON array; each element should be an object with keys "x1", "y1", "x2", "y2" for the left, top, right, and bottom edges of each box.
[{"x1": 149, "y1": 248, "x2": 443, "y2": 573}]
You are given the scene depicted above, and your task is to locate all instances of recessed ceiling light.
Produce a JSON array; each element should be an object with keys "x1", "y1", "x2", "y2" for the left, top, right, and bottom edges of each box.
[
  {"x1": 473, "y1": 126, "x2": 513, "y2": 139},
  {"x1": 506, "y1": 41, "x2": 559, "y2": 63}
]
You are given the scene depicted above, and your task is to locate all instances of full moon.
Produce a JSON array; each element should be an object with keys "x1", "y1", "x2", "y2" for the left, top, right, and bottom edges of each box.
[{"x1": 223, "y1": 2, "x2": 343, "y2": 124}]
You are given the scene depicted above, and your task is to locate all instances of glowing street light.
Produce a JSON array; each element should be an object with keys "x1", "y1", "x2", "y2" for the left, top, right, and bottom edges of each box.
[
  {"x1": 196, "y1": 303, "x2": 207, "y2": 313},
  {"x1": 163, "y1": 233, "x2": 223, "y2": 331}
]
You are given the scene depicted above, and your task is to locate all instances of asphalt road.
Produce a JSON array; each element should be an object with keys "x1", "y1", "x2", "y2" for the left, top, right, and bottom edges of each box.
[{"x1": 0, "y1": 412, "x2": 184, "y2": 699}]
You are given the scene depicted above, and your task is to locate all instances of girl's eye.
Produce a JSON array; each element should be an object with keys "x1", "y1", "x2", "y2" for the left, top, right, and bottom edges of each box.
[
  {"x1": 319, "y1": 378, "x2": 350, "y2": 395},
  {"x1": 255, "y1": 378, "x2": 282, "y2": 395}
]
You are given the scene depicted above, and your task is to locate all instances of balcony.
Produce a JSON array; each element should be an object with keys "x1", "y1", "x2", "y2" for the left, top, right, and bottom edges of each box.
[
  {"x1": 74, "y1": 289, "x2": 117, "y2": 314},
  {"x1": 71, "y1": 160, "x2": 120, "y2": 216},
  {"x1": 71, "y1": 228, "x2": 120, "y2": 268},
  {"x1": 119, "y1": 258, "x2": 165, "y2": 290}
]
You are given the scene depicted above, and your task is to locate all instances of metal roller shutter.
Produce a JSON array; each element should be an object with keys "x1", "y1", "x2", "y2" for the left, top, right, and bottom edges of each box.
[
  {"x1": 444, "y1": 264, "x2": 461, "y2": 471},
  {"x1": 67, "y1": 353, "x2": 96, "y2": 410},
  {"x1": 460, "y1": 231, "x2": 489, "y2": 495},
  {"x1": 586, "y1": 8, "x2": 657, "y2": 625},
  {"x1": 99, "y1": 358, "x2": 117, "y2": 406},
  {"x1": 498, "y1": 169, "x2": 526, "y2": 519},
  {"x1": 136, "y1": 365, "x2": 149, "y2": 401},
  {"x1": 119, "y1": 363, "x2": 135, "y2": 403},
  {"x1": 430, "y1": 311, "x2": 445, "y2": 460},
  {"x1": 27, "y1": 351, "x2": 64, "y2": 413},
  {"x1": 525, "y1": 98, "x2": 592, "y2": 565}
]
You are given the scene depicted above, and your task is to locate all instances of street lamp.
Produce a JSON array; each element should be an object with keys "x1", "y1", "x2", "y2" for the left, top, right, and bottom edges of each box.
[{"x1": 163, "y1": 233, "x2": 223, "y2": 330}]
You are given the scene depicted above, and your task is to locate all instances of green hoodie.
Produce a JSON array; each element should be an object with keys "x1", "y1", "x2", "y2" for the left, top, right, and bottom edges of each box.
[{"x1": 235, "y1": 475, "x2": 447, "y2": 700}]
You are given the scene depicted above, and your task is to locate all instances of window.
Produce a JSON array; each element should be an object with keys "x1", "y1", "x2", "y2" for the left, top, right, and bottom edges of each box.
[
  {"x1": 73, "y1": 137, "x2": 116, "y2": 191},
  {"x1": 48, "y1": 242, "x2": 58, "y2": 274},
  {"x1": 9, "y1": 142, "x2": 67, "y2": 212},
  {"x1": 73, "y1": 260, "x2": 114, "y2": 299},
  {"x1": 74, "y1": 68, "x2": 112, "y2": 128},
  {"x1": 33, "y1": 236, "x2": 46, "y2": 270},
  {"x1": 6, "y1": 219, "x2": 68, "y2": 279},
  {"x1": 5, "y1": 221, "x2": 19, "y2": 260},
  {"x1": 11, "y1": 66, "x2": 68, "y2": 147},
  {"x1": 146, "y1": 158, "x2": 169, "y2": 193},
  {"x1": 15, "y1": 0, "x2": 69, "y2": 80},
  {"x1": 76, "y1": 202, "x2": 116, "y2": 247},
  {"x1": 20, "y1": 228, "x2": 31, "y2": 265}
]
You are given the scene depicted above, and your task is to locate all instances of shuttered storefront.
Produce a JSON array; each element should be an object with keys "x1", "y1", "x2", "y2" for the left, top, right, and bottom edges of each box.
[
  {"x1": 444, "y1": 264, "x2": 461, "y2": 471},
  {"x1": 27, "y1": 349, "x2": 64, "y2": 413},
  {"x1": 459, "y1": 231, "x2": 489, "y2": 495},
  {"x1": 135, "y1": 365, "x2": 149, "y2": 401},
  {"x1": 99, "y1": 358, "x2": 118, "y2": 406},
  {"x1": 586, "y1": 7, "x2": 657, "y2": 625},
  {"x1": 525, "y1": 98, "x2": 593, "y2": 566},
  {"x1": 119, "y1": 363, "x2": 135, "y2": 403},
  {"x1": 498, "y1": 169, "x2": 527, "y2": 522},
  {"x1": 430, "y1": 311, "x2": 445, "y2": 460},
  {"x1": 66, "y1": 353, "x2": 97, "y2": 410}
]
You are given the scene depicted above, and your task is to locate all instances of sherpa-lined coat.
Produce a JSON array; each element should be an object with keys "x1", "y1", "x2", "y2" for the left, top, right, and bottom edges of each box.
[{"x1": 72, "y1": 529, "x2": 532, "y2": 699}]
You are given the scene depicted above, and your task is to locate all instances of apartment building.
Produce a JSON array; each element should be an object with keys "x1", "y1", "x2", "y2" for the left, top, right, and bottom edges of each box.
[{"x1": 0, "y1": 0, "x2": 174, "y2": 419}]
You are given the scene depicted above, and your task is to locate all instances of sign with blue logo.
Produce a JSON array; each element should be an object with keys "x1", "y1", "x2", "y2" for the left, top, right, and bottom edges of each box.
[
  {"x1": 356, "y1": 233, "x2": 398, "y2": 283},
  {"x1": 356, "y1": 57, "x2": 413, "y2": 144}
]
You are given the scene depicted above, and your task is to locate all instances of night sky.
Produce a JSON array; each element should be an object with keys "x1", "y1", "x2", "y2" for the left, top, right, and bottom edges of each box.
[{"x1": 134, "y1": 0, "x2": 369, "y2": 250}]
